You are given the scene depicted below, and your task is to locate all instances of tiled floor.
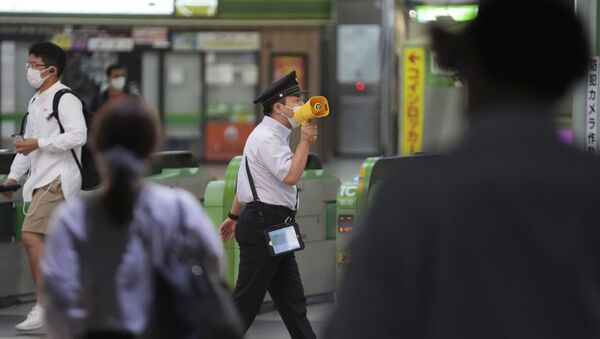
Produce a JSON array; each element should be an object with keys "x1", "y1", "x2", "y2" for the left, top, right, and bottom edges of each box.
[{"x1": 0, "y1": 301, "x2": 334, "y2": 339}]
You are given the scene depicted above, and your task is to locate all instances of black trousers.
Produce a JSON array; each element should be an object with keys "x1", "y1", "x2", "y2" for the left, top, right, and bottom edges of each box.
[{"x1": 234, "y1": 202, "x2": 316, "y2": 339}]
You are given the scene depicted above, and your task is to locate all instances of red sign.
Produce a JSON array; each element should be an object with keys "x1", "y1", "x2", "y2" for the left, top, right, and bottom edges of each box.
[{"x1": 271, "y1": 54, "x2": 307, "y2": 89}]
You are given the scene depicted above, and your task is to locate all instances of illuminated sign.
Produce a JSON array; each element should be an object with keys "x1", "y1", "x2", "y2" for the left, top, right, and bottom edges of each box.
[
  {"x1": 175, "y1": 0, "x2": 218, "y2": 17},
  {"x1": 337, "y1": 215, "x2": 354, "y2": 234},
  {"x1": 0, "y1": 0, "x2": 175, "y2": 15},
  {"x1": 412, "y1": 5, "x2": 478, "y2": 23}
]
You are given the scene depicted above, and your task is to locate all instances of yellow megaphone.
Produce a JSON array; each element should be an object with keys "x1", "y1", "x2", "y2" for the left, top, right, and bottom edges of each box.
[
  {"x1": 292, "y1": 96, "x2": 330, "y2": 125},
  {"x1": 292, "y1": 96, "x2": 329, "y2": 141}
]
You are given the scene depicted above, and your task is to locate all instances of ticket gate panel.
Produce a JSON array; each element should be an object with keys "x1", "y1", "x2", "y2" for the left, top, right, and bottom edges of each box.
[
  {"x1": 295, "y1": 240, "x2": 336, "y2": 296},
  {"x1": 204, "y1": 180, "x2": 240, "y2": 288},
  {"x1": 145, "y1": 168, "x2": 215, "y2": 203},
  {"x1": 0, "y1": 244, "x2": 35, "y2": 298},
  {"x1": 336, "y1": 155, "x2": 440, "y2": 286},
  {"x1": 295, "y1": 215, "x2": 325, "y2": 243}
]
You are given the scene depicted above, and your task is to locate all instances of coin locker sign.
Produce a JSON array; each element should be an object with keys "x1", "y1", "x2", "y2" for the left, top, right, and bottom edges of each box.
[{"x1": 402, "y1": 48, "x2": 425, "y2": 155}]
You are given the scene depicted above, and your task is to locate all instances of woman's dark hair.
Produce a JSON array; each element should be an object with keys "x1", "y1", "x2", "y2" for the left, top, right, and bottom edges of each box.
[
  {"x1": 90, "y1": 98, "x2": 161, "y2": 224},
  {"x1": 29, "y1": 42, "x2": 67, "y2": 77}
]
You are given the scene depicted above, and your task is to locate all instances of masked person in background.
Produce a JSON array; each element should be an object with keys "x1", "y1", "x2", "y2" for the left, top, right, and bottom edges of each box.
[
  {"x1": 219, "y1": 71, "x2": 318, "y2": 339},
  {"x1": 89, "y1": 64, "x2": 137, "y2": 113},
  {"x1": 1, "y1": 41, "x2": 87, "y2": 332}
]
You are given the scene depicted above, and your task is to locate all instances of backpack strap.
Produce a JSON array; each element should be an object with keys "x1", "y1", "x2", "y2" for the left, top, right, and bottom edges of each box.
[
  {"x1": 19, "y1": 112, "x2": 29, "y2": 136},
  {"x1": 50, "y1": 88, "x2": 84, "y2": 174},
  {"x1": 18, "y1": 97, "x2": 37, "y2": 136}
]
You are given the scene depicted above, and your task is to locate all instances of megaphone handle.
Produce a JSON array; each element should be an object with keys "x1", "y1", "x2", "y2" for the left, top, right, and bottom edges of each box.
[{"x1": 302, "y1": 120, "x2": 318, "y2": 142}]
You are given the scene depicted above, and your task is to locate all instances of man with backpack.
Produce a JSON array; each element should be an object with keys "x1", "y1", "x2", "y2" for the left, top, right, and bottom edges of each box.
[{"x1": 1, "y1": 42, "x2": 87, "y2": 332}]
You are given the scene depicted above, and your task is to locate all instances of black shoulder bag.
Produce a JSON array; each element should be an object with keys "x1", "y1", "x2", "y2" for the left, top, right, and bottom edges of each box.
[
  {"x1": 147, "y1": 196, "x2": 243, "y2": 339},
  {"x1": 80, "y1": 194, "x2": 243, "y2": 339},
  {"x1": 245, "y1": 157, "x2": 305, "y2": 257}
]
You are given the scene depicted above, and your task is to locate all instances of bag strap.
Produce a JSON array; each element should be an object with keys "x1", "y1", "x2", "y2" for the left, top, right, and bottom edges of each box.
[
  {"x1": 244, "y1": 156, "x2": 299, "y2": 214},
  {"x1": 18, "y1": 97, "x2": 37, "y2": 136},
  {"x1": 244, "y1": 157, "x2": 260, "y2": 203},
  {"x1": 19, "y1": 112, "x2": 29, "y2": 136},
  {"x1": 51, "y1": 88, "x2": 84, "y2": 175}
]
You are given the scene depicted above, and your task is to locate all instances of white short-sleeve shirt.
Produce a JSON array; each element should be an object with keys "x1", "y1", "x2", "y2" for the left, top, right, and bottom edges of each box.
[{"x1": 237, "y1": 116, "x2": 297, "y2": 210}]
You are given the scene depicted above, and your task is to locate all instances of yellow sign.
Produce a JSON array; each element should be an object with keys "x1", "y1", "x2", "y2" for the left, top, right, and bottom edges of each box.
[
  {"x1": 51, "y1": 34, "x2": 72, "y2": 51},
  {"x1": 402, "y1": 48, "x2": 425, "y2": 155}
]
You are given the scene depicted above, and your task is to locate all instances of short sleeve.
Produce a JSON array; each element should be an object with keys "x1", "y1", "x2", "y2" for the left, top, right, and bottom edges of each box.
[{"x1": 255, "y1": 133, "x2": 293, "y2": 182}]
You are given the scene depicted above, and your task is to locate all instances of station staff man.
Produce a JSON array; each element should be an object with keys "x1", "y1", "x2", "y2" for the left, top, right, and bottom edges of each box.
[{"x1": 219, "y1": 71, "x2": 317, "y2": 339}]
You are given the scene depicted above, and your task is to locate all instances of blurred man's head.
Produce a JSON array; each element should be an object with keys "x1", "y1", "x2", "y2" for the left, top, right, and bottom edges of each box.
[
  {"x1": 432, "y1": 0, "x2": 589, "y2": 111},
  {"x1": 106, "y1": 63, "x2": 126, "y2": 91}
]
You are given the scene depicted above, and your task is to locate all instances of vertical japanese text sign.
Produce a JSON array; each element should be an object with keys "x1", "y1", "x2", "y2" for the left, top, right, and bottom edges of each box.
[
  {"x1": 586, "y1": 57, "x2": 599, "y2": 155},
  {"x1": 402, "y1": 48, "x2": 425, "y2": 155}
]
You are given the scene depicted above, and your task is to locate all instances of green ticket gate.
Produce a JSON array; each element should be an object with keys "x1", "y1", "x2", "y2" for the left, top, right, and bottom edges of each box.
[
  {"x1": 145, "y1": 151, "x2": 216, "y2": 204},
  {"x1": 0, "y1": 150, "x2": 35, "y2": 304},
  {"x1": 0, "y1": 150, "x2": 217, "y2": 305},
  {"x1": 205, "y1": 155, "x2": 340, "y2": 299},
  {"x1": 204, "y1": 157, "x2": 241, "y2": 288},
  {"x1": 336, "y1": 155, "x2": 439, "y2": 285}
]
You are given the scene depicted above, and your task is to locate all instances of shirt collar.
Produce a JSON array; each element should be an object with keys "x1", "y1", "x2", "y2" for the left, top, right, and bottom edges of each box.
[
  {"x1": 35, "y1": 81, "x2": 62, "y2": 100},
  {"x1": 262, "y1": 116, "x2": 291, "y2": 140}
]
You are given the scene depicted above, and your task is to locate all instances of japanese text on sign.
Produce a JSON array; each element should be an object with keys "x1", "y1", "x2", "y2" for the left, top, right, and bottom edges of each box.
[
  {"x1": 402, "y1": 48, "x2": 425, "y2": 155},
  {"x1": 587, "y1": 57, "x2": 599, "y2": 155}
]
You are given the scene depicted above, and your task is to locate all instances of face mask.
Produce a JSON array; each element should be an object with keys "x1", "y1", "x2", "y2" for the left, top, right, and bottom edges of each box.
[
  {"x1": 26, "y1": 67, "x2": 51, "y2": 89},
  {"x1": 280, "y1": 105, "x2": 301, "y2": 128},
  {"x1": 109, "y1": 77, "x2": 126, "y2": 91}
]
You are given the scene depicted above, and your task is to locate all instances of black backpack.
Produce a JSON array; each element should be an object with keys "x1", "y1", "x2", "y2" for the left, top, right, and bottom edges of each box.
[
  {"x1": 50, "y1": 89, "x2": 100, "y2": 190},
  {"x1": 19, "y1": 89, "x2": 100, "y2": 190}
]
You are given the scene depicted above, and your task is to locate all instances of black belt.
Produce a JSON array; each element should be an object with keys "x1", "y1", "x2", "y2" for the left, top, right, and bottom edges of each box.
[
  {"x1": 245, "y1": 157, "x2": 298, "y2": 225},
  {"x1": 246, "y1": 201, "x2": 296, "y2": 218}
]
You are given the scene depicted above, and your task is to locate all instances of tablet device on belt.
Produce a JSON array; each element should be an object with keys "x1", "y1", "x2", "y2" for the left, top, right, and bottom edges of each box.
[{"x1": 263, "y1": 222, "x2": 305, "y2": 257}]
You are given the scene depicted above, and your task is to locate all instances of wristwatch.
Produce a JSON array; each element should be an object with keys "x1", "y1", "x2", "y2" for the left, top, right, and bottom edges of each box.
[{"x1": 228, "y1": 211, "x2": 239, "y2": 221}]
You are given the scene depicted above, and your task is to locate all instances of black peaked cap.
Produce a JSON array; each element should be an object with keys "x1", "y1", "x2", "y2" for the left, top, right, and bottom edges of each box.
[{"x1": 254, "y1": 71, "x2": 306, "y2": 108}]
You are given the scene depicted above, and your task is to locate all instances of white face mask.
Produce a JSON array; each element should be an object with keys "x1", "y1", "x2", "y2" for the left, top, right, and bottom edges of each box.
[
  {"x1": 26, "y1": 67, "x2": 51, "y2": 89},
  {"x1": 280, "y1": 105, "x2": 301, "y2": 128},
  {"x1": 109, "y1": 76, "x2": 126, "y2": 91}
]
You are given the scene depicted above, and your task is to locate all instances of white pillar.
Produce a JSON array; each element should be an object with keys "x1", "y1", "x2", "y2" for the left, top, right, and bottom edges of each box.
[{"x1": 1, "y1": 41, "x2": 16, "y2": 114}]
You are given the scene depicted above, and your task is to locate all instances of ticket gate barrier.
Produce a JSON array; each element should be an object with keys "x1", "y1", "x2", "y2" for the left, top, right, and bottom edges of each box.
[
  {"x1": 2, "y1": 150, "x2": 215, "y2": 239},
  {"x1": 336, "y1": 155, "x2": 439, "y2": 285},
  {"x1": 0, "y1": 150, "x2": 217, "y2": 305},
  {"x1": 204, "y1": 156, "x2": 241, "y2": 288},
  {"x1": 0, "y1": 151, "x2": 35, "y2": 304},
  {"x1": 205, "y1": 155, "x2": 340, "y2": 299},
  {"x1": 145, "y1": 151, "x2": 216, "y2": 204}
]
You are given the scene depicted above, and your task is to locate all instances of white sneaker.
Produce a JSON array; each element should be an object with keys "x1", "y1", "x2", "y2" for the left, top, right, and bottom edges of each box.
[{"x1": 15, "y1": 304, "x2": 45, "y2": 331}]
